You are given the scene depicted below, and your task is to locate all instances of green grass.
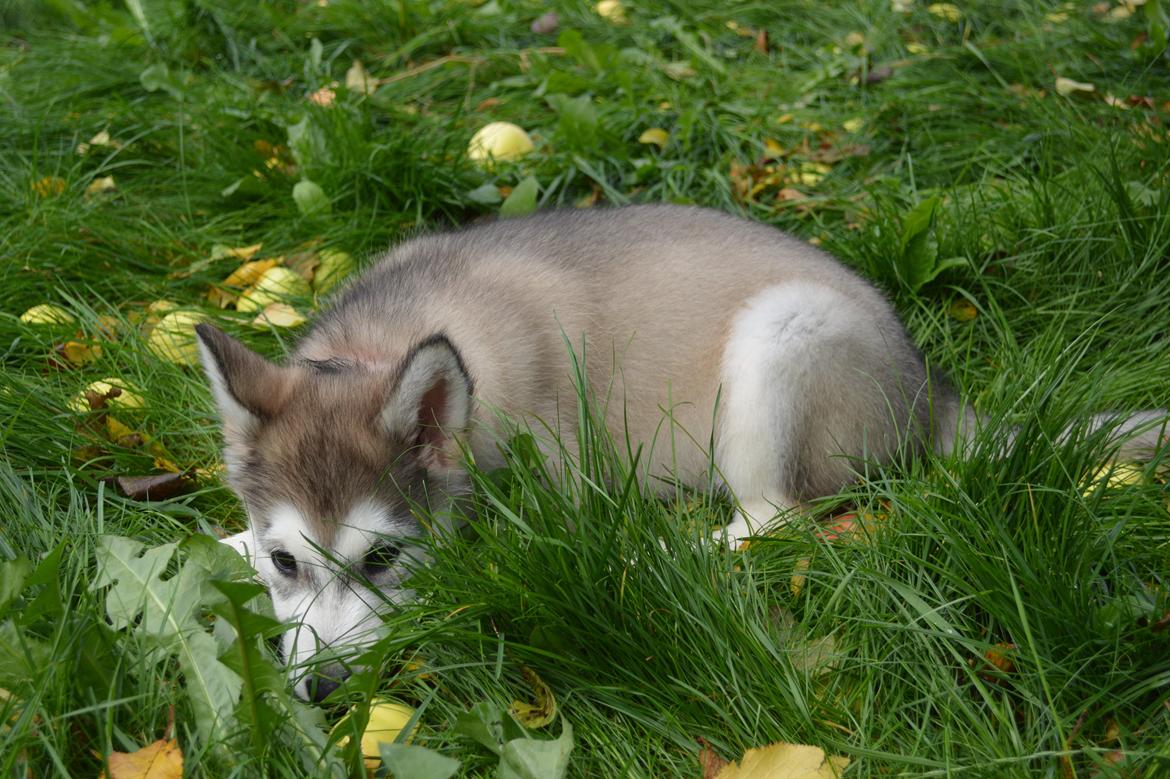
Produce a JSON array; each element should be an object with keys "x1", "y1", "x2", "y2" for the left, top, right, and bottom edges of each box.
[{"x1": 3, "y1": 0, "x2": 1170, "y2": 775}]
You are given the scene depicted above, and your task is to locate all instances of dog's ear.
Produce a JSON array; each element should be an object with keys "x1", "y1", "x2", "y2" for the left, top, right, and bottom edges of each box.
[
  {"x1": 381, "y1": 335, "x2": 473, "y2": 472},
  {"x1": 195, "y1": 324, "x2": 288, "y2": 435}
]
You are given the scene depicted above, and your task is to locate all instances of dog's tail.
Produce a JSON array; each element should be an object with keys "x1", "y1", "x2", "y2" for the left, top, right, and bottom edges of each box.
[{"x1": 935, "y1": 400, "x2": 1169, "y2": 463}]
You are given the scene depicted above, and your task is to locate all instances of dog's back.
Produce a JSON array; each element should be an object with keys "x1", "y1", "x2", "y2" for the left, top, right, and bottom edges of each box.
[{"x1": 296, "y1": 205, "x2": 952, "y2": 517}]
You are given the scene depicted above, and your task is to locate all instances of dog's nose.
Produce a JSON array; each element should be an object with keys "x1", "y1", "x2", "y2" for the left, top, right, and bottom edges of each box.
[{"x1": 306, "y1": 665, "x2": 349, "y2": 702}]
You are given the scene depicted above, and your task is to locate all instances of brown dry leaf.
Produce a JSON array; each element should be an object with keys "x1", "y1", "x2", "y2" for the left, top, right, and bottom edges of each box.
[
  {"x1": 699, "y1": 738, "x2": 730, "y2": 779},
  {"x1": 287, "y1": 249, "x2": 322, "y2": 281},
  {"x1": 308, "y1": 85, "x2": 337, "y2": 106},
  {"x1": 983, "y1": 642, "x2": 1017, "y2": 675},
  {"x1": 104, "y1": 738, "x2": 183, "y2": 779},
  {"x1": 509, "y1": 666, "x2": 557, "y2": 728},
  {"x1": 776, "y1": 187, "x2": 807, "y2": 202},
  {"x1": 112, "y1": 472, "x2": 194, "y2": 502},
  {"x1": 715, "y1": 742, "x2": 849, "y2": 779},
  {"x1": 754, "y1": 28, "x2": 769, "y2": 54}
]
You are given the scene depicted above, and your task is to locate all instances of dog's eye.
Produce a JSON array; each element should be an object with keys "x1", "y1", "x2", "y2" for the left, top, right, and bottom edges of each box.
[
  {"x1": 362, "y1": 543, "x2": 400, "y2": 574},
  {"x1": 271, "y1": 549, "x2": 297, "y2": 575}
]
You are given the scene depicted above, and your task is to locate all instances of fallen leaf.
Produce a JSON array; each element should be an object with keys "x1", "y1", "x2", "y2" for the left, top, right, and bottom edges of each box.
[
  {"x1": 842, "y1": 117, "x2": 864, "y2": 133},
  {"x1": 237, "y1": 266, "x2": 311, "y2": 313},
  {"x1": 209, "y1": 243, "x2": 263, "y2": 261},
  {"x1": 293, "y1": 179, "x2": 331, "y2": 217},
  {"x1": 31, "y1": 176, "x2": 66, "y2": 197},
  {"x1": 906, "y1": 41, "x2": 928, "y2": 54},
  {"x1": 112, "y1": 472, "x2": 194, "y2": 502},
  {"x1": 715, "y1": 742, "x2": 849, "y2": 778},
  {"x1": 638, "y1": 128, "x2": 670, "y2": 149},
  {"x1": 86, "y1": 176, "x2": 117, "y2": 195},
  {"x1": 983, "y1": 642, "x2": 1016, "y2": 675},
  {"x1": 790, "y1": 557, "x2": 810, "y2": 597},
  {"x1": 927, "y1": 3, "x2": 963, "y2": 21},
  {"x1": 1055, "y1": 77, "x2": 1095, "y2": 97},
  {"x1": 949, "y1": 299, "x2": 977, "y2": 322},
  {"x1": 57, "y1": 340, "x2": 102, "y2": 366},
  {"x1": 104, "y1": 738, "x2": 183, "y2": 779},
  {"x1": 754, "y1": 28, "x2": 768, "y2": 54},
  {"x1": 699, "y1": 738, "x2": 730, "y2": 779},
  {"x1": 509, "y1": 666, "x2": 557, "y2": 728},
  {"x1": 345, "y1": 60, "x2": 377, "y2": 95},
  {"x1": 208, "y1": 259, "x2": 279, "y2": 308},
  {"x1": 251, "y1": 303, "x2": 306, "y2": 328},
  {"x1": 307, "y1": 85, "x2": 336, "y2": 106},
  {"x1": 76, "y1": 129, "x2": 122, "y2": 155},
  {"x1": 1082, "y1": 462, "x2": 1145, "y2": 495}
]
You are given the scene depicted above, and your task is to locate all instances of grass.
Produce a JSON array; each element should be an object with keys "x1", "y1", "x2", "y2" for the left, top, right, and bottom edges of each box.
[{"x1": 2, "y1": 0, "x2": 1170, "y2": 775}]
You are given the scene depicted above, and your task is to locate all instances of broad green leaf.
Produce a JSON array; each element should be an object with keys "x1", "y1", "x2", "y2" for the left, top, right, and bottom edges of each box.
[
  {"x1": 0, "y1": 620, "x2": 53, "y2": 687},
  {"x1": 500, "y1": 177, "x2": 540, "y2": 218},
  {"x1": 293, "y1": 180, "x2": 331, "y2": 217},
  {"x1": 379, "y1": 744, "x2": 461, "y2": 779},
  {"x1": 93, "y1": 536, "x2": 246, "y2": 740},
  {"x1": 453, "y1": 702, "x2": 527, "y2": 755},
  {"x1": 557, "y1": 29, "x2": 601, "y2": 72},
  {"x1": 139, "y1": 63, "x2": 181, "y2": 96},
  {"x1": 897, "y1": 195, "x2": 940, "y2": 291},
  {"x1": 498, "y1": 719, "x2": 574, "y2": 779},
  {"x1": 0, "y1": 558, "x2": 32, "y2": 612},
  {"x1": 466, "y1": 183, "x2": 503, "y2": 205}
]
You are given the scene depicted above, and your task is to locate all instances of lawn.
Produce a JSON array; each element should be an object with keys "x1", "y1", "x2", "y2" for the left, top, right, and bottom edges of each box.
[{"x1": 2, "y1": 0, "x2": 1169, "y2": 776}]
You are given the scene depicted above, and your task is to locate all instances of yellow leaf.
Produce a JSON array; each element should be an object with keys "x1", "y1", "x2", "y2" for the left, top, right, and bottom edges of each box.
[
  {"x1": 251, "y1": 303, "x2": 307, "y2": 328},
  {"x1": 69, "y1": 378, "x2": 145, "y2": 413},
  {"x1": 31, "y1": 176, "x2": 66, "y2": 197},
  {"x1": 104, "y1": 738, "x2": 183, "y2": 779},
  {"x1": 209, "y1": 243, "x2": 263, "y2": 261},
  {"x1": 60, "y1": 340, "x2": 102, "y2": 365},
  {"x1": 906, "y1": 42, "x2": 928, "y2": 54},
  {"x1": 106, "y1": 415, "x2": 138, "y2": 444},
  {"x1": 927, "y1": 3, "x2": 963, "y2": 21},
  {"x1": 509, "y1": 666, "x2": 557, "y2": 728},
  {"x1": 86, "y1": 176, "x2": 117, "y2": 195},
  {"x1": 209, "y1": 259, "x2": 279, "y2": 307},
  {"x1": 1082, "y1": 462, "x2": 1145, "y2": 496},
  {"x1": 345, "y1": 60, "x2": 378, "y2": 95},
  {"x1": 949, "y1": 299, "x2": 977, "y2": 322},
  {"x1": 790, "y1": 557, "x2": 810, "y2": 597},
  {"x1": 1055, "y1": 77, "x2": 1095, "y2": 97},
  {"x1": 715, "y1": 742, "x2": 849, "y2": 779},
  {"x1": 595, "y1": 0, "x2": 628, "y2": 24},
  {"x1": 638, "y1": 128, "x2": 670, "y2": 149},
  {"x1": 763, "y1": 138, "x2": 785, "y2": 157},
  {"x1": 841, "y1": 118, "x2": 864, "y2": 133}
]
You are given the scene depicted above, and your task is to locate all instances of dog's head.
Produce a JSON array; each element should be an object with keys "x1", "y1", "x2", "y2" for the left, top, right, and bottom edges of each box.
[{"x1": 195, "y1": 324, "x2": 472, "y2": 700}]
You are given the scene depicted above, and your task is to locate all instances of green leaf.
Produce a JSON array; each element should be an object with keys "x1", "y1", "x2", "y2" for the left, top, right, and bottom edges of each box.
[
  {"x1": 0, "y1": 620, "x2": 53, "y2": 687},
  {"x1": 650, "y1": 17, "x2": 727, "y2": 75},
  {"x1": 139, "y1": 63, "x2": 181, "y2": 96},
  {"x1": 378, "y1": 744, "x2": 461, "y2": 779},
  {"x1": 500, "y1": 177, "x2": 540, "y2": 218},
  {"x1": 287, "y1": 115, "x2": 332, "y2": 171},
  {"x1": 466, "y1": 183, "x2": 503, "y2": 205},
  {"x1": 0, "y1": 558, "x2": 32, "y2": 613},
  {"x1": 453, "y1": 702, "x2": 528, "y2": 755},
  {"x1": 293, "y1": 180, "x2": 331, "y2": 217},
  {"x1": 896, "y1": 195, "x2": 940, "y2": 292},
  {"x1": 498, "y1": 719, "x2": 574, "y2": 779},
  {"x1": 93, "y1": 536, "x2": 246, "y2": 740}
]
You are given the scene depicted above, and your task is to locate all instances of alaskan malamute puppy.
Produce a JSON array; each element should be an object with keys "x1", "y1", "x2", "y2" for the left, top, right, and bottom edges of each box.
[{"x1": 195, "y1": 205, "x2": 1166, "y2": 699}]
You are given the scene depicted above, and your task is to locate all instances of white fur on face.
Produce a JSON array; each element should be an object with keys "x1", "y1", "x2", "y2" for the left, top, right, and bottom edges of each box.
[{"x1": 251, "y1": 501, "x2": 422, "y2": 698}]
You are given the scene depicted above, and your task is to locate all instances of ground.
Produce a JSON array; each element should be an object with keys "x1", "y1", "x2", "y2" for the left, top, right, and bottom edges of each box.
[{"x1": 2, "y1": 0, "x2": 1169, "y2": 776}]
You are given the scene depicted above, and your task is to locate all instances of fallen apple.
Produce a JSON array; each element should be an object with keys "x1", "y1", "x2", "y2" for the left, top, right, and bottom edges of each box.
[
  {"x1": 148, "y1": 310, "x2": 206, "y2": 365},
  {"x1": 237, "y1": 267, "x2": 311, "y2": 313},
  {"x1": 313, "y1": 249, "x2": 355, "y2": 293},
  {"x1": 467, "y1": 122, "x2": 534, "y2": 166}
]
